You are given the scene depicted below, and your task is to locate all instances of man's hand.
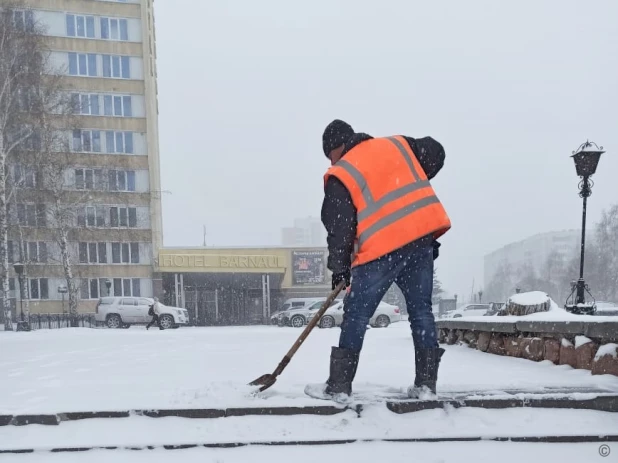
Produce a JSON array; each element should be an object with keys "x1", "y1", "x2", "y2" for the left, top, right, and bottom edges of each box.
[{"x1": 332, "y1": 269, "x2": 351, "y2": 290}]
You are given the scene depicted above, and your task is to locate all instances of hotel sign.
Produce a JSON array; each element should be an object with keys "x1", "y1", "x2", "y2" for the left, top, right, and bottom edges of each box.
[{"x1": 158, "y1": 253, "x2": 284, "y2": 272}]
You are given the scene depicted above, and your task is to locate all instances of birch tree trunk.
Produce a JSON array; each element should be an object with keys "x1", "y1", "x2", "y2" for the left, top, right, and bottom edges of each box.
[
  {"x1": 0, "y1": 137, "x2": 11, "y2": 330},
  {"x1": 56, "y1": 208, "x2": 77, "y2": 324}
]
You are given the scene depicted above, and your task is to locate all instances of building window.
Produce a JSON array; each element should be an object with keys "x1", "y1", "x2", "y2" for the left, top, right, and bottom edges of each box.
[
  {"x1": 73, "y1": 94, "x2": 134, "y2": 117},
  {"x1": 113, "y1": 278, "x2": 140, "y2": 297},
  {"x1": 72, "y1": 94, "x2": 100, "y2": 116},
  {"x1": 13, "y1": 10, "x2": 34, "y2": 32},
  {"x1": 111, "y1": 242, "x2": 139, "y2": 264},
  {"x1": 68, "y1": 53, "x2": 97, "y2": 77},
  {"x1": 79, "y1": 242, "x2": 108, "y2": 264},
  {"x1": 13, "y1": 164, "x2": 37, "y2": 188},
  {"x1": 77, "y1": 206, "x2": 106, "y2": 227},
  {"x1": 72, "y1": 130, "x2": 102, "y2": 153},
  {"x1": 108, "y1": 170, "x2": 136, "y2": 192},
  {"x1": 7, "y1": 241, "x2": 14, "y2": 263},
  {"x1": 105, "y1": 131, "x2": 134, "y2": 154},
  {"x1": 130, "y1": 243, "x2": 139, "y2": 263},
  {"x1": 109, "y1": 207, "x2": 137, "y2": 228},
  {"x1": 29, "y1": 278, "x2": 49, "y2": 300},
  {"x1": 15, "y1": 131, "x2": 41, "y2": 151},
  {"x1": 80, "y1": 278, "x2": 113, "y2": 299},
  {"x1": 100, "y1": 17, "x2": 129, "y2": 41},
  {"x1": 75, "y1": 168, "x2": 104, "y2": 190},
  {"x1": 24, "y1": 241, "x2": 47, "y2": 263},
  {"x1": 103, "y1": 95, "x2": 132, "y2": 117},
  {"x1": 17, "y1": 204, "x2": 46, "y2": 227},
  {"x1": 66, "y1": 14, "x2": 95, "y2": 38},
  {"x1": 102, "y1": 54, "x2": 131, "y2": 79}
]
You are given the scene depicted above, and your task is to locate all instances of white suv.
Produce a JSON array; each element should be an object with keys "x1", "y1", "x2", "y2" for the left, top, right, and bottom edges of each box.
[{"x1": 95, "y1": 297, "x2": 189, "y2": 329}]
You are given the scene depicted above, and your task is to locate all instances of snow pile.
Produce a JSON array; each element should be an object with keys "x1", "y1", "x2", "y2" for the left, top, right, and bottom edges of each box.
[
  {"x1": 509, "y1": 291, "x2": 549, "y2": 306},
  {"x1": 574, "y1": 335, "x2": 592, "y2": 349},
  {"x1": 595, "y1": 343, "x2": 618, "y2": 360},
  {"x1": 561, "y1": 338, "x2": 573, "y2": 348}
]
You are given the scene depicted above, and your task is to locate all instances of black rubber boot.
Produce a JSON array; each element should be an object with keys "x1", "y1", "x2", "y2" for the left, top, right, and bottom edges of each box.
[
  {"x1": 408, "y1": 347, "x2": 445, "y2": 398},
  {"x1": 324, "y1": 346, "x2": 361, "y2": 397}
]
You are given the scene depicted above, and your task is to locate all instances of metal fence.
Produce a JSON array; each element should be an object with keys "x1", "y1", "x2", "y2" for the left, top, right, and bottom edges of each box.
[{"x1": 23, "y1": 313, "x2": 100, "y2": 330}]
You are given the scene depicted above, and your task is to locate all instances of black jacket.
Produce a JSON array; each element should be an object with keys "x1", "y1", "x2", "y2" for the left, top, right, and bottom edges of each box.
[{"x1": 321, "y1": 133, "x2": 445, "y2": 276}]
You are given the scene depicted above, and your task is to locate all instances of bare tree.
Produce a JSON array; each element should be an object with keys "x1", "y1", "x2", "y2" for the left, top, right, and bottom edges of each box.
[{"x1": 0, "y1": 4, "x2": 50, "y2": 330}]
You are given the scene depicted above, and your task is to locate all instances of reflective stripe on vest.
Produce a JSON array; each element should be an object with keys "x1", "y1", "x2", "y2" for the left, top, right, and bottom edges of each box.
[
  {"x1": 325, "y1": 137, "x2": 450, "y2": 265},
  {"x1": 333, "y1": 137, "x2": 441, "y2": 248}
]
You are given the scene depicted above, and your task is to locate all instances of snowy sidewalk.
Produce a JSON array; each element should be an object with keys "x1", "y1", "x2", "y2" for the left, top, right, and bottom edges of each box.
[
  {"x1": 1, "y1": 324, "x2": 618, "y2": 454},
  {"x1": 1, "y1": 322, "x2": 617, "y2": 415}
]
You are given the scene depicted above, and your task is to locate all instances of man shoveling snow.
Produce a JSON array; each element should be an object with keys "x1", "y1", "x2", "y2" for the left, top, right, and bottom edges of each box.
[{"x1": 305, "y1": 119, "x2": 451, "y2": 403}]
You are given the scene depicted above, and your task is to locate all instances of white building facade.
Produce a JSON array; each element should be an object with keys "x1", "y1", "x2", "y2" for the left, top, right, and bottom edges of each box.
[{"x1": 484, "y1": 230, "x2": 581, "y2": 289}]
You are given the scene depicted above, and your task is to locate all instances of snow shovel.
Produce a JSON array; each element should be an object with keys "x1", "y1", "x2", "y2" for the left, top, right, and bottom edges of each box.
[{"x1": 249, "y1": 280, "x2": 346, "y2": 392}]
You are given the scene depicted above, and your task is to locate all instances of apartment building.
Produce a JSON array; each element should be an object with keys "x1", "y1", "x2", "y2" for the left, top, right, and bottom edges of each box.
[
  {"x1": 281, "y1": 217, "x2": 326, "y2": 247},
  {"x1": 8, "y1": 0, "x2": 162, "y2": 314},
  {"x1": 483, "y1": 230, "x2": 580, "y2": 289}
]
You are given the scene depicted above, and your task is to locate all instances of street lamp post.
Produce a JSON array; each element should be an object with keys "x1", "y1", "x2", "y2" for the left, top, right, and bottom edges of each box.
[
  {"x1": 565, "y1": 141, "x2": 605, "y2": 315},
  {"x1": 13, "y1": 262, "x2": 30, "y2": 332},
  {"x1": 105, "y1": 279, "x2": 112, "y2": 296},
  {"x1": 58, "y1": 285, "x2": 68, "y2": 314}
]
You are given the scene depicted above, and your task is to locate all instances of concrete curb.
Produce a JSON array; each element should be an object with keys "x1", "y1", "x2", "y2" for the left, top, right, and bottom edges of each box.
[
  {"x1": 2, "y1": 394, "x2": 617, "y2": 427},
  {"x1": 1, "y1": 434, "x2": 617, "y2": 454},
  {"x1": 0, "y1": 405, "x2": 355, "y2": 427},
  {"x1": 387, "y1": 394, "x2": 618, "y2": 414}
]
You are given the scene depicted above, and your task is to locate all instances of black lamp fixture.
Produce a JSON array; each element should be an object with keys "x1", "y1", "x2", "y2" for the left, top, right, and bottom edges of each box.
[{"x1": 565, "y1": 141, "x2": 606, "y2": 315}]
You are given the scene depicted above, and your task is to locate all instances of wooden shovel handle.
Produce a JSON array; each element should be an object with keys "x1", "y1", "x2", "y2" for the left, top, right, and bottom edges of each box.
[{"x1": 284, "y1": 281, "x2": 346, "y2": 360}]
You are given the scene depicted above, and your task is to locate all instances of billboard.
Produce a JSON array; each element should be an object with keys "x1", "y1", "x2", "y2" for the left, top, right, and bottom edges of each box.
[{"x1": 292, "y1": 250, "x2": 326, "y2": 285}]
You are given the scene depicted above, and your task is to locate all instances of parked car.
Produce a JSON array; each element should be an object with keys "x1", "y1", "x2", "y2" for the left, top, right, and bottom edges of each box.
[
  {"x1": 269, "y1": 297, "x2": 326, "y2": 325},
  {"x1": 279, "y1": 298, "x2": 340, "y2": 327},
  {"x1": 95, "y1": 297, "x2": 190, "y2": 329},
  {"x1": 484, "y1": 302, "x2": 506, "y2": 316},
  {"x1": 444, "y1": 303, "x2": 492, "y2": 319},
  {"x1": 311, "y1": 300, "x2": 402, "y2": 328}
]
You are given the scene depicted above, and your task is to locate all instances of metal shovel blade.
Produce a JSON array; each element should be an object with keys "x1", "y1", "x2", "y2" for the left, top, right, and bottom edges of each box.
[{"x1": 248, "y1": 373, "x2": 278, "y2": 392}]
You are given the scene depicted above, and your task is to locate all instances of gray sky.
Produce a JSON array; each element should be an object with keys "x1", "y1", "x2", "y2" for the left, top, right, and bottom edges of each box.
[{"x1": 154, "y1": 0, "x2": 618, "y2": 299}]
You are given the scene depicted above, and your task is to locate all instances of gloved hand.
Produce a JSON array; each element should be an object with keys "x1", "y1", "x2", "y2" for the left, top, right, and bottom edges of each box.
[
  {"x1": 433, "y1": 240, "x2": 441, "y2": 260},
  {"x1": 332, "y1": 269, "x2": 351, "y2": 290}
]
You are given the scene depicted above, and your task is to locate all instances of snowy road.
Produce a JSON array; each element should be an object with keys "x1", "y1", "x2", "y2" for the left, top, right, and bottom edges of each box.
[{"x1": 1, "y1": 323, "x2": 617, "y2": 457}]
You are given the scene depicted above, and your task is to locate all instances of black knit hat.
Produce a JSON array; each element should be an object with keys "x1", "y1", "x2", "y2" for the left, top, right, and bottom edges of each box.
[{"x1": 322, "y1": 119, "x2": 354, "y2": 157}]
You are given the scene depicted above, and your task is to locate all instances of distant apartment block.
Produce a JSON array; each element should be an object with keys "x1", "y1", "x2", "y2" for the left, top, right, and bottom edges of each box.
[
  {"x1": 484, "y1": 230, "x2": 580, "y2": 289},
  {"x1": 281, "y1": 217, "x2": 326, "y2": 247}
]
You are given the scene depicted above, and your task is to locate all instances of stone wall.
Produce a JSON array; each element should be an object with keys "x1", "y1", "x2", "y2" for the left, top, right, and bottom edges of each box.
[{"x1": 437, "y1": 320, "x2": 618, "y2": 377}]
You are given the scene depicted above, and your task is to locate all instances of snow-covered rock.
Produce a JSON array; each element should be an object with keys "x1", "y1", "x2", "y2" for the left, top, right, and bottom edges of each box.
[
  {"x1": 574, "y1": 335, "x2": 592, "y2": 349},
  {"x1": 595, "y1": 343, "x2": 618, "y2": 361},
  {"x1": 592, "y1": 343, "x2": 618, "y2": 377}
]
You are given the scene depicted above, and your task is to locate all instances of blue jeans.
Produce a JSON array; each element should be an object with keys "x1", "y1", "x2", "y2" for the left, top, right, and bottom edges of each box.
[{"x1": 339, "y1": 236, "x2": 437, "y2": 352}]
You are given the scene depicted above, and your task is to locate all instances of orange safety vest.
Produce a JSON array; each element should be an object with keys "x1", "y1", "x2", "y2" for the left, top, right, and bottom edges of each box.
[{"x1": 324, "y1": 136, "x2": 451, "y2": 267}]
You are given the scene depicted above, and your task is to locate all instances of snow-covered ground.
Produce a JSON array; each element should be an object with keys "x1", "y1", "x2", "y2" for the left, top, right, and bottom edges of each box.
[
  {"x1": 2, "y1": 322, "x2": 617, "y2": 414},
  {"x1": 0, "y1": 442, "x2": 614, "y2": 463},
  {"x1": 1, "y1": 323, "x2": 617, "y2": 455}
]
